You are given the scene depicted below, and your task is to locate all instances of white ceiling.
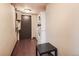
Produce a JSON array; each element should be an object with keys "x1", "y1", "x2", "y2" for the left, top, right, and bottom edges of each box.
[{"x1": 13, "y1": 3, "x2": 47, "y2": 14}]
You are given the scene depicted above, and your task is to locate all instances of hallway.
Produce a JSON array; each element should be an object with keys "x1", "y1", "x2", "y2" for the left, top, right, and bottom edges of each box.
[
  {"x1": 1, "y1": 3, "x2": 79, "y2": 56},
  {"x1": 11, "y1": 3, "x2": 46, "y2": 56},
  {"x1": 11, "y1": 39, "x2": 37, "y2": 56}
]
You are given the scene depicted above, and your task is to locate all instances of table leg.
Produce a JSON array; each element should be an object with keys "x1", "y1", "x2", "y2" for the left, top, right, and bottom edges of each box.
[
  {"x1": 36, "y1": 47, "x2": 38, "y2": 56},
  {"x1": 55, "y1": 49, "x2": 57, "y2": 56}
]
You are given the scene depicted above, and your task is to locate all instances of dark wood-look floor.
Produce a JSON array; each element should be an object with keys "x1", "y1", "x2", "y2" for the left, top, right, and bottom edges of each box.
[{"x1": 11, "y1": 39, "x2": 37, "y2": 56}]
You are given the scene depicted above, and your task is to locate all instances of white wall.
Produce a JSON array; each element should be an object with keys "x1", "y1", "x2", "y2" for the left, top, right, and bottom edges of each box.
[
  {"x1": 46, "y1": 4, "x2": 79, "y2": 56},
  {"x1": 36, "y1": 11, "x2": 47, "y2": 44},
  {"x1": 40, "y1": 11, "x2": 47, "y2": 44},
  {"x1": 0, "y1": 4, "x2": 17, "y2": 55},
  {"x1": 31, "y1": 15, "x2": 37, "y2": 38}
]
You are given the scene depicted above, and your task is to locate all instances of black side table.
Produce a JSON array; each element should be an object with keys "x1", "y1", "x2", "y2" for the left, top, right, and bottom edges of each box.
[{"x1": 36, "y1": 43, "x2": 58, "y2": 56}]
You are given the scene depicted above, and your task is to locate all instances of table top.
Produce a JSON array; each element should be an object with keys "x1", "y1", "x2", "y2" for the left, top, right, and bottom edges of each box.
[{"x1": 37, "y1": 43, "x2": 57, "y2": 54}]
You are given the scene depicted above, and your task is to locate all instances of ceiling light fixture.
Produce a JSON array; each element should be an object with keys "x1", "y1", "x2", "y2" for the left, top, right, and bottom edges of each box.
[{"x1": 24, "y1": 9, "x2": 32, "y2": 13}]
